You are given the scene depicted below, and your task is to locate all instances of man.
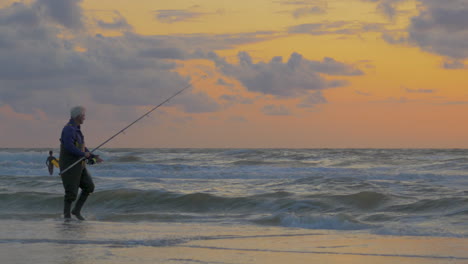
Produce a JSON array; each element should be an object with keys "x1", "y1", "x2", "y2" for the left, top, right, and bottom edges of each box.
[
  {"x1": 60, "y1": 106, "x2": 103, "y2": 220},
  {"x1": 45, "y1": 150, "x2": 58, "y2": 175}
]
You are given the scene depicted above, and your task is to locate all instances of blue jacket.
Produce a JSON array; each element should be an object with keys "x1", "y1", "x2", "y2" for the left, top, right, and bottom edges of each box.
[{"x1": 60, "y1": 119, "x2": 90, "y2": 158}]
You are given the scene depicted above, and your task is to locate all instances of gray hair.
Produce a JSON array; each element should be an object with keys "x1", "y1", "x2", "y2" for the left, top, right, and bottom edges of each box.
[{"x1": 70, "y1": 106, "x2": 86, "y2": 118}]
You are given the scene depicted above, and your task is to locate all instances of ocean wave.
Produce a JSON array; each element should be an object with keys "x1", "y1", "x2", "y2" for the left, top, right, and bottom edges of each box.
[
  {"x1": 3, "y1": 188, "x2": 464, "y2": 218},
  {"x1": 0, "y1": 189, "x2": 341, "y2": 215},
  {"x1": 384, "y1": 197, "x2": 468, "y2": 213},
  {"x1": 373, "y1": 224, "x2": 467, "y2": 238},
  {"x1": 2, "y1": 148, "x2": 468, "y2": 180},
  {"x1": 0, "y1": 192, "x2": 62, "y2": 213},
  {"x1": 253, "y1": 213, "x2": 372, "y2": 230},
  {"x1": 108, "y1": 155, "x2": 143, "y2": 163},
  {"x1": 328, "y1": 191, "x2": 391, "y2": 210}
]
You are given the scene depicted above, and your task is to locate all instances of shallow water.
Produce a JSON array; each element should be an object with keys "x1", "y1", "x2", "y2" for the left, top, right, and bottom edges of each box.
[{"x1": 1, "y1": 220, "x2": 467, "y2": 264}]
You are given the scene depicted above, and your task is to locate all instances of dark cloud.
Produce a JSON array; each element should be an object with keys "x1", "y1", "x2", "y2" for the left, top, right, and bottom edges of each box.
[
  {"x1": 275, "y1": 0, "x2": 327, "y2": 19},
  {"x1": 216, "y1": 78, "x2": 234, "y2": 87},
  {"x1": 292, "y1": 6, "x2": 326, "y2": 18},
  {"x1": 371, "y1": 97, "x2": 409, "y2": 104},
  {"x1": 442, "y1": 101, "x2": 468, "y2": 105},
  {"x1": 207, "y1": 51, "x2": 362, "y2": 98},
  {"x1": 154, "y1": 9, "x2": 206, "y2": 24},
  {"x1": 0, "y1": 2, "x2": 40, "y2": 27},
  {"x1": 219, "y1": 94, "x2": 254, "y2": 105},
  {"x1": 228, "y1": 116, "x2": 247, "y2": 122},
  {"x1": 0, "y1": 1, "x2": 223, "y2": 116},
  {"x1": 309, "y1": 57, "x2": 364, "y2": 76},
  {"x1": 408, "y1": 0, "x2": 468, "y2": 60},
  {"x1": 0, "y1": 1, "x2": 366, "y2": 118},
  {"x1": 96, "y1": 12, "x2": 132, "y2": 31},
  {"x1": 175, "y1": 92, "x2": 221, "y2": 113},
  {"x1": 0, "y1": 4, "x2": 77, "y2": 82},
  {"x1": 288, "y1": 21, "x2": 388, "y2": 35},
  {"x1": 35, "y1": 0, "x2": 84, "y2": 29},
  {"x1": 145, "y1": 31, "x2": 280, "y2": 55},
  {"x1": 442, "y1": 60, "x2": 466, "y2": 70},
  {"x1": 297, "y1": 91, "x2": 327, "y2": 108},
  {"x1": 139, "y1": 47, "x2": 187, "y2": 60},
  {"x1": 276, "y1": 0, "x2": 325, "y2": 5},
  {"x1": 262, "y1": 105, "x2": 292, "y2": 116},
  {"x1": 381, "y1": 31, "x2": 407, "y2": 44},
  {"x1": 361, "y1": 0, "x2": 407, "y2": 19},
  {"x1": 356, "y1": 90, "x2": 373, "y2": 96},
  {"x1": 365, "y1": 0, "x2": 468, "y2": 62},
  {"x1": 404, "y1": 87, "x2": 435, "y2": 93}
]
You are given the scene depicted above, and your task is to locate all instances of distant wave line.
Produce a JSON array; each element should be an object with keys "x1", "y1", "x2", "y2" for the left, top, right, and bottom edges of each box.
[{"x1": 183, "y1": 245, "x2": 468, "y2": 260}]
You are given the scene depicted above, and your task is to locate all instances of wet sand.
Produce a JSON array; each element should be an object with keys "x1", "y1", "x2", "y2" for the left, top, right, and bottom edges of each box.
[{"x1": 1, "y1": 220, "x2": 466, "y2": 264}]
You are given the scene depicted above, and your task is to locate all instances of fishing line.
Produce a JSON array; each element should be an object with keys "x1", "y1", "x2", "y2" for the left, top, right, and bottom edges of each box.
[{"x1": 59, "y1": 75, "x2": 206, "y2": 175}]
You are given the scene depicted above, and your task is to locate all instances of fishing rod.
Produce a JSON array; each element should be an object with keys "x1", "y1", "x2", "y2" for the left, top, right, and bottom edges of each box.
[{"x1": 59, "y1": 76, "x2": 205, "y2": 175}]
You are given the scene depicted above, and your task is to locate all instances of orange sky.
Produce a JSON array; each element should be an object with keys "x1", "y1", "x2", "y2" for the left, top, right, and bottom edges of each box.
[{"x1": 1, "y1": 0, "x2": 468, "y2": 148}]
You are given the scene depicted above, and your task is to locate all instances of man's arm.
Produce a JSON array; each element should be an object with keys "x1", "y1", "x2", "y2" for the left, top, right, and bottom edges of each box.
[{"x1": 62, "y1": 126, "x2": 86, "y2": 157}]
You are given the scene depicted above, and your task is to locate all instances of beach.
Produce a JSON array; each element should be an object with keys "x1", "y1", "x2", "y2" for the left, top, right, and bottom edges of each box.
[
  {"x1": 2, "y1": 220, "x2": 467, "y2": 264},
  {"x1": 2, "y1": 0, "x2": 468, "y2": 262}
]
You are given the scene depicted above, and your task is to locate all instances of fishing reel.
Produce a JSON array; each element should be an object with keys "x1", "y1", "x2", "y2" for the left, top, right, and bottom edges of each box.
[{"x1": 87, "y1": 155, "x2": 100, "y2": 165}]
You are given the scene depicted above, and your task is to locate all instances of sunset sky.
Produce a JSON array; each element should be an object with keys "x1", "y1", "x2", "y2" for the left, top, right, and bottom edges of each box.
[{"x1": 1, "y1": 0, "x2": 468, "y2": 148}]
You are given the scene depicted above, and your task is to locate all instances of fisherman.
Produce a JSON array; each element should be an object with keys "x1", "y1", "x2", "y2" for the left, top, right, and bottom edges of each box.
[
  {"x1": 60, "y1": 106, "x2": 103, "y2": 220},
  {"x1": 45, "y1": 150, "x2": 58, "y2": 175}
]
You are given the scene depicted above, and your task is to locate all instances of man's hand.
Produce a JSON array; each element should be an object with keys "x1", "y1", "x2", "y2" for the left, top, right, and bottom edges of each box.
[
  {"x1": 95, "y1": 155, "x2": 104, "y2": 163},
  {"x1": 84, "y1": 152, "x2": 91, "y2": 158},
  {"x1": 86, "y1": 155, "x2": 103, "y2": 165}
]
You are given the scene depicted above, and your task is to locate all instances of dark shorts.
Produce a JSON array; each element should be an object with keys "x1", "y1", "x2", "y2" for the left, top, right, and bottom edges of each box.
[{"x1": 61, "y1": 166, "x2": 95, "y2": 202}]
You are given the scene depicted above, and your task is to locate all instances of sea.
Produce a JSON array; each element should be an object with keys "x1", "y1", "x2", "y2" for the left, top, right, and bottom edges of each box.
[{"x1": 0, "y1": 148, "x2": 467, "y2": 238}]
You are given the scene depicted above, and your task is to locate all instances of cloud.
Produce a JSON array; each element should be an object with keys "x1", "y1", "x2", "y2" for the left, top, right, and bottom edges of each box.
[
  {"x1": 407, "y1": 0, "x2": 468, "y2": 60},
  {"x1": 35, "y1": 0, "x2": 84, "y2": 29},
  {"x1": 292, "y1": 6, "x2": 326, "y2": 18},
  {"x1": 139, "y1": 47, "x2": 188, "y2": 60},
  {"x1": 356, "y1": 90, "x2": 373, "y2": 96},
  {"x1": 404, "y1": 87, "x2": 435, "y2": 93},
  {"x1": 190, "y1": 31, "x2": 281, "y2": 51},
  {"x1": 367, "y1": 0, "x2": 468, "y2": 62},
  {"x1": 154, "y1": 9, "x2": 206, "y2": 24},
  {"x1": 288, "y1": 21, "x2": 388, "y2": 35},
  {"x1": 371, "y1": 96, "x2": 409, "y2": 103},
  {"x1": 297, "y1": 91, "x2": 327, "y2": 108},
  {"x1": 96, "y1": 11, "x2": 133, "y2": 31},
  {"x1": 381, "y1": 31, "x2": 407, "y2": 44},
  {"x1": 0, "y1": 2, "x2": 39, "y2": 26},
  {"x1": 0, "y1": 1, "x2": 224, "y2": 117},
  {"x1": 210, "y1": 51, "x2": 363, "y2": 98},
  {"x1": 442, "y1": 60, "x2": 467, "y2": 69},
  {"x1": 262, "y1": 105, "x2": 292, "y2": 116},
  {"x1": 275, "y1": 0, "x2": 327, "y2": 19},
  {"x1": 276, "y1": 0, "x2": 325, "y2": 5},
  {"x1": 228, "y1": 116, "x2": 247, "y2": 122},
  {"x1": 174, "y1": 91, "x2": 221, "y2": 113},
  {"x1": 361, "y1": 0, "x2": 407, "y2": 20},
  {"x1": 219, "y1": 94, "x2": 255, "y2": 105},
  {"x1": 442, "y1": 101, "x2": 468, "y2": 105},
  {"x1": 0, "y1": 3, "x2": 79, "y2": 82},
  {"x1": 0, "y1": 1, "x2": 364, "y2": 119},
  {"x1": 216, "y1": 78, "x2": 234, "y2": 87}
]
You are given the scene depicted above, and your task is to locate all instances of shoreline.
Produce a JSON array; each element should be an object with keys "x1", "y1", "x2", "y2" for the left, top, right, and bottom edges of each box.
[{"x1": 1, "y1": 220, "x2": 466, "y2": 264}]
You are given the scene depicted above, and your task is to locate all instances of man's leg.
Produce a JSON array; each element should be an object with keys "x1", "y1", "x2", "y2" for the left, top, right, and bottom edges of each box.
[
  {"x1": 63, "y1": 199, "x2": 73, "y2": 219},
  {"x1": 72, "y1": 168, "x2": 95, "y2": 220},
  {"x1": 61, "y1": 170, "x2": 81, "y2": 219}
]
